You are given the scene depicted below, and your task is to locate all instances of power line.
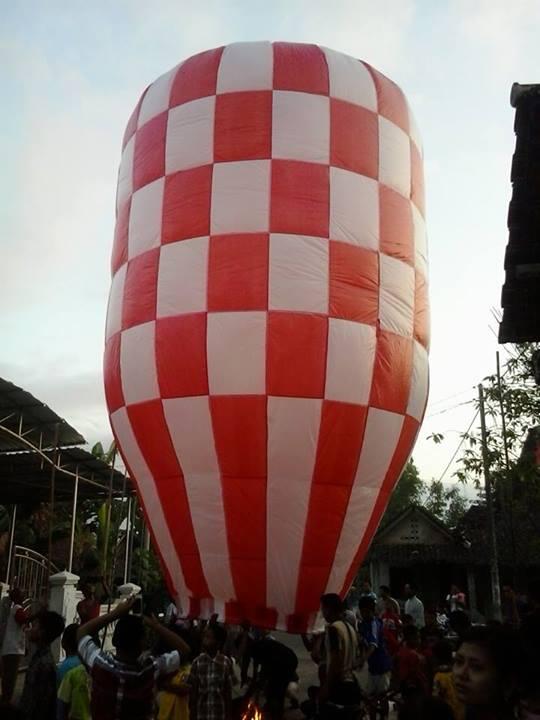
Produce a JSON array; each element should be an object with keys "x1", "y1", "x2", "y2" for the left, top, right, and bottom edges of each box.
[
  {"x1": 427, "y1": 399, "x2": 473, "y2": 419},
  {"x1": 435, "y1": 409, "x2": 480, "y2": 484}
]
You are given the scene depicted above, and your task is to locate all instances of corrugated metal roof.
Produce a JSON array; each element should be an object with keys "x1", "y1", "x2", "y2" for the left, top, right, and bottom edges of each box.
[
  {"x1": 0, "y1": 447, "x2": 131, "y2": 504},
  {"x1": 0, "y1": 378, "x2": 85, "y2": 452}
]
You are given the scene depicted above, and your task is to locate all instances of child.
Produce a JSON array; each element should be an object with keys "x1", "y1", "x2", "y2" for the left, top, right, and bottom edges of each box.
[
  {"x1": 157, "y1": 661, "x2": 191, "y2": 720},
  {"x1": 1, "y1": 588, "x2": 27, "y2": 704},
  {"x1": 189, "y1": 624, "x2": 233, "y2": 720},
  {"x1": 380, "y1": 598, "x2": 402, "y2": 657},
  {"x1": 358, "y1": 596, "x2": 392, "y2": 720},
  {"x1": 157, "y1": 628, "x2": 192, "y2": 720},
  {"x1": 57, "y1": 624, "x2": 82, "y2": 685},
  {"x1": 393, "y1": 625, "x2": 429, "y2": 696},
  {"x1": 57, "y1": 664, "x2": 91, "y2": 720},
  {"x1": 19, "y1": 610, "x2": 66, "y2": 720},
  {"x1": 432, "y1": 639, "x2": 465, "y2": 720},
  {"x1": 76, "y1": 595, "x2": 191, "y2": 720}
]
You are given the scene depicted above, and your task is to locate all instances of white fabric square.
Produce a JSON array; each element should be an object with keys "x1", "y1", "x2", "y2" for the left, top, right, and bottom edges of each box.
[
  {"x1": 272, "y1": 91, "x2": 330, "y2": 164},
  {"x1": 128, "y1": 178, "x2": 164, "y2": 260},
  {"x1": 379, "y1": 116, "x2": 411, "y2": 198},
  {"x1": 138, "y1": 65, "x2": 178, "y2": 127},
  {"x1": 163, "y1": 396, "x2": 235, "y2": 600},
  {"x1": 269, "y1": 234, "x2": 328, "y2": 312},
  {"x1": 322, "y1": 48, "x2": 377, "y2": 110},
  {"x1": 330, "y1": 168, "x2": 379, "y2": 249},
  {"x1": 166, "y1": 96, "x2": 215, "y2": 174},
  {"x1": 207, "y1": 312, "x2": 266, "y2": 394},
  {"x1": 110, "y1": 407, "x2": 188, "y2": 596},
  {"x1": 211, "y1": 160, "x2": 270, "y2": 234},
  {"x1": 267, "y1": 396, "x2": 322, "y2": 615},
  {"x1": 105, "y1": 264, "x2": 127, "y2": 340},
  {"x1": 379, "y1": 253, "x2": 415, "y2": 337},
  {"x1": 120, "y1": 322, "x2": 159, "y2": 404},
  {"x1": 407, "y1": 340, "x2": 429, "y2": 421},
  {"x1": 325, "y1": 319, "x2": 376, "y2": 405},
  {"x1": 412, "y1": 203, "x2": 428, "y2": 277},
  {"x1": 217, "y1": 41, "x2": 273, "y2": 92},
  {"x1": 116, "y1": 136, "x2": 134, "y2": 213},
  {"x1": 157, "y1": 236, "x2": 208, "y2": 316}
]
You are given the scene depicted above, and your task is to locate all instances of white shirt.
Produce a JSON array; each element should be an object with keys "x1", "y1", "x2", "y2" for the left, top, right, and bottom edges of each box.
[
  {"x1": 404, "y1": 596, "x2": 425, "y2": 628},
  {"x1": 1, "y1": 603, "x2": 26, "y2": 656}
]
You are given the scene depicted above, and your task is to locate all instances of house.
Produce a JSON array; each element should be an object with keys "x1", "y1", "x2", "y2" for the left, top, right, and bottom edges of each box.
[{"x1": 365, "y1": 505, "x2": 488, "y2": 617}]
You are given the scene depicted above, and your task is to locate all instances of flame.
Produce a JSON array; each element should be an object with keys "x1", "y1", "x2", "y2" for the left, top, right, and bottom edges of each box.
[{"x1": 241, "y1": 701, "x2": 263, "y2": 720}]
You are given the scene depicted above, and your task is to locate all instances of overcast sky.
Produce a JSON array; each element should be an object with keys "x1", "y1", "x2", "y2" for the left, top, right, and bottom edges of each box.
[{"x1": 2, "y1": 0, "x2": 539, "y2": 490}]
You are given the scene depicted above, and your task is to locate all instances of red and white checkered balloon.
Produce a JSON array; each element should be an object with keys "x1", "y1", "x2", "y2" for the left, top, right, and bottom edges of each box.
[{"x1": 104, "y1": 42, "x2": 429, "y2": 632}]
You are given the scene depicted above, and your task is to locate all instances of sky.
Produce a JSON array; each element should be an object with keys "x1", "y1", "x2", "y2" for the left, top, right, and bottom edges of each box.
[{"x1": 2, "y1": 0, "x2": 540, "y2": 493}]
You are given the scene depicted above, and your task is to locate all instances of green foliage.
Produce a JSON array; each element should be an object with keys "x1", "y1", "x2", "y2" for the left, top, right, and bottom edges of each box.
[
  {"x1": 424, "y1": 479, "x2": 469, "y2": 530},
  {"x1": 431, "y1": 344, "x2": 540, "y2": 566},
  {"x1": 383, "y1": 459, "x2": 424, "y2": 522}
]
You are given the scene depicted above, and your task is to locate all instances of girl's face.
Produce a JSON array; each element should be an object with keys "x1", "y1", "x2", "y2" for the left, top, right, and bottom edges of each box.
[{"x1": 453, "y1": 642, "x2": 498, "y2": 706}]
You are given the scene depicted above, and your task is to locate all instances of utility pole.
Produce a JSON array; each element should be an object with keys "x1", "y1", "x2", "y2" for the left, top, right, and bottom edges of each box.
[
  {"x1": 496, "y1": 351, "x2": 517, "y2": 578},
  {"x1": 478, "y1": 383, "x2": 502, "y2": 620}
]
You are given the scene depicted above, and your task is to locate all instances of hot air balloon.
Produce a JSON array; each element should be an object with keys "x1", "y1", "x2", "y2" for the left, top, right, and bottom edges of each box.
[{"x1": 104, "y1": 42, "x2": 428, "y2": 632}]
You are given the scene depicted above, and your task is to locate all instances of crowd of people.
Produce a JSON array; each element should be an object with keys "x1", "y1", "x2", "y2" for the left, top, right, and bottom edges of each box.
[{"x1": 0, "y1": 578, "x2": 538, "y2": 720}]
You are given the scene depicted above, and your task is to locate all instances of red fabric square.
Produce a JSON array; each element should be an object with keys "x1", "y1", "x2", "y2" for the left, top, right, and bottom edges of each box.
[
  {"x1": 133, "y1": 111, "x2": 167, "y2": 192},
  {"x1": 111, "y1": 198, "x2": 130, "y2": 274},
  {"x1": 103, "y1": 334, "x2": 124, "y2": 413},
  {"x1": 270, "y1": 160, "x2": 329, "y2": 237},
  {"x1": 162, "y1": 165, "x2": 212, "y2": 243},
  {"x1": 295, "y1": 400, "x2": 368, "y2": 613},
  {"x1": 414, "y1": 270, "x2": 430, "y2": 349},
  {"x1": 273, "y1": 43, "x2": 329, "y2": 94},
  {"x1": 123, "y1": 89, "x2": 147, "y2": 150},
  {"x1": 121, "y1": 248, "x2": 159, "y2": 329},
  {"x1": 379, "y1": 185, "x2": 414, "y2": 265},
  {"x1": 366, "y1": 64, "x2": 409, "y2": 134},
  {"x1": 370, "y1": 330, "x2": 413, "y2": 414},
  {"x1": 210, "y1": 396, "x2": 267, "y2": 478},
  {"x1": 214, "y1": 91, "x2": 272, "y2": 162},
  {"x1": 329, "y1": 241, "x2": 379, "y2": 324},
  {"x1": 330, "y1": 99, "x2": 378, "y2": 178},
  {"x1": 127, "y1": 399, "x2": 210, "y2": 598},
  {"x1": 156, "y1": 314, "x2": 208, "y2": 397},
  {"x1": 208, "y1": 233, "x2": 268, "y2": 311},
  {"x1": 267, "y1": 312, "x2": 328, "y2": 397},
  {"x1": 410, "y1": 140, "x2": 425, "y2": 216},
  {"x1": 170, "y1": 47, "x2": 224, "y2": 107}
]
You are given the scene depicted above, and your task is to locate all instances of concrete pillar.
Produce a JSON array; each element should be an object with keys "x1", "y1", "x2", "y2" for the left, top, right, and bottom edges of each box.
[{"x1": 49, "y1": 570, "x2": 80, "y2": 661}]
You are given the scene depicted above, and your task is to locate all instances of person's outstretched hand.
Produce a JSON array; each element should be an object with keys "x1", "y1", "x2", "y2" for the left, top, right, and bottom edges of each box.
[{"x1": 111, "y1": 595, "x2": 137, "y2": 619}]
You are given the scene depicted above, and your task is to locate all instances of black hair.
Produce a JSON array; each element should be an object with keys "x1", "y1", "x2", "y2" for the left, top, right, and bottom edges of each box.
[
  {"x1": 320, "y1": 593, "x2": 344, "y2": 614},
  {"x1": 432, "y1": 638, "x2": 453, "y2": 666},
  {"x1": 154, "y1": 626, "x2": 192, "y2": 659},
  {"x1": 457, "y1": 625, "x2": 519, "y2": 704},
  {"x1": 38, "y1": 611, "x2": 65, "y2": 644},
  {"x1": 205, "y1": 623, "x2": 227, "y2": 649},
  {"x1": 358, "y1": 595, "x2": 376, "y2": 612},
  {"x1": 380, "y1": 585, "x2": 391, "y2": 594},
  {"x1": 406, "y1": 582, "x2": 417, "y2": 593},
  {"x1": 61, "y1": 623, "x2": 79, "y2": 654},
  {"x1": 112, "y1": 614, "x2": 145, "y2": 653},
  {"x1": 449, "y1": 610, "x2": 471, "y2": 636},
  {"x1": 403, "y1": 624, "x2": 420, "y2": 644}
]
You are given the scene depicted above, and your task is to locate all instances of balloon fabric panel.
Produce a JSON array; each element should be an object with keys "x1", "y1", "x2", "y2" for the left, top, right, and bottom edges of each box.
[{"x1": 104, "y1": 41, "x2": 429, "y2": 632}]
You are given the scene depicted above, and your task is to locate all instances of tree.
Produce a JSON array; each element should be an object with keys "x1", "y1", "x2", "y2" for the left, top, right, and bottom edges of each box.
[
  {"x1": 434, "y1": 343, "x2": 540, "y2": 569},
  {"x1": 382, "y1": 459, "x2": 424, "y2": 523},
  {"x1": 424, "y1": 480, "x2": 469, "y2": 530}
]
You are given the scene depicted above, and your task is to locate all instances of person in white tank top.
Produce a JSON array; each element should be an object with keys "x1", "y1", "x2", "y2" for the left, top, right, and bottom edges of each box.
[{"x1": 1, "y1": 587, "x2": 28, "y2": 703}]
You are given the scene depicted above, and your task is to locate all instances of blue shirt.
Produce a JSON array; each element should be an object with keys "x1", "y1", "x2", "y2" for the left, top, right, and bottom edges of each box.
[
  {"x1": 359, "y1": 617, "x2": 392, "y2": 676},
  {"x1": 57, "y1": 654, "x2": 81, "y2": 685}
]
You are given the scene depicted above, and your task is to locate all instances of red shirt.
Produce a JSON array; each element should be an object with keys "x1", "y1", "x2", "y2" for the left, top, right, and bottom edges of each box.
[
  {"x1": 381, "y1": 610, "x2": 401, "y2": 656},
  {"x1": 395, "y1": 644, "x2": 428, "y2": 693}
]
